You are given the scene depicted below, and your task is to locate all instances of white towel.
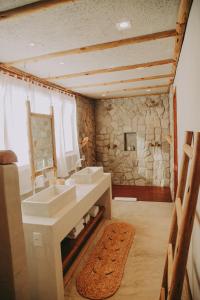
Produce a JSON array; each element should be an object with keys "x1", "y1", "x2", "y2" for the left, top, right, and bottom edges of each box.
[
  {"x1": 84, "y1": 214, "x2": 90, "y2": 225},
  {"x1": 68, "y1": 224, "x2": 84, "y2": 239},
  {"x1": 89, "y1": 206, "x2": 99, "y2": 218},
  {"x1": 70, "y1": 222, "x2": 84, "y2": 235},
  {"x1": 75, "y1": 218, "x2": 84, "y2": 228}
]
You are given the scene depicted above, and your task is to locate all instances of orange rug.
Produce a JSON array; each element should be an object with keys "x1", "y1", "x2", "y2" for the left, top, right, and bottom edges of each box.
[{"x1": 76, "y1": 222, "x2": 135, "y2": 299}]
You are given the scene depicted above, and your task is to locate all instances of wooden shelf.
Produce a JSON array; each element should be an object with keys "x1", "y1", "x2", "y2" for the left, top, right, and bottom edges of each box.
[{"x1": 61, "y1": 206, "x2": 105, "y2": 275}]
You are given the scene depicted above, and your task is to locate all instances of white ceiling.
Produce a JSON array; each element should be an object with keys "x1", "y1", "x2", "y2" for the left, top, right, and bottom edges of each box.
[{"x1": 0, "y1": 0, "x2": 180, "y2": 99}]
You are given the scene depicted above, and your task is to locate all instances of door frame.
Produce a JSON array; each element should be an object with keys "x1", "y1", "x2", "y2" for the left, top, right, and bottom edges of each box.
[{"x1": 173, "y1": 88, "x2": 178, "y2": 197}]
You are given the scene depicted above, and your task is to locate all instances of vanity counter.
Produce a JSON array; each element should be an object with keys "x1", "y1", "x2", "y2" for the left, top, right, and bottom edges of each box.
[{"x1": 23, "y1": 173, "x2": 112, "y2": 300}]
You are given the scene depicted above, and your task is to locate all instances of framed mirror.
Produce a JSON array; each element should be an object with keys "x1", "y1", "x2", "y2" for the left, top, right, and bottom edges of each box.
[{"x1": 26, "y1": 101, "x2": 57, "y2": 181}]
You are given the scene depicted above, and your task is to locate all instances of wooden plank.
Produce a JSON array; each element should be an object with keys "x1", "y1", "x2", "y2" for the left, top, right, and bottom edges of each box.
[
  {"x1": 0, "y1": 63, "x2": 78, "y2": 97},
  {"x1": 30, "y1": 112, "x2": 52, "y2": 119},
  {"x1": 0, "y1": 0, "x2": 73, "y2": 20},
  {"x1": 175, "y1": 197, "x2": 183, "y2": 228},
  {"x1": 184, "y1": 270, "x2": 193, "y2": 300},
  {"x1": 102, "y1": 84, "x2": 169, "y2": 95},
  {"x1": 35, "y1": 166, "x2": 54, "y2": 176},
  {"x1": 70, "y1": 73, "x2": 174, "y2": 89},
  {"x1": 45, "y1": 58, "x2": 175, "y2": 80},
  {"x1": 160, "y1": 288, "x2": 165, "y2": 300},
  {"x1": 112, "y1": 185, "x2": 172, "y2": 202},
  {"x1": 168, "y1": 132, "x2": 200, "y2": 300},
  {"x1": 105, "y1": 92, "x2": 169, "y2": 100},
  {"x1": 183, "y1": 144, "x2": 193, "y2": 159},
  {"x1": 9, "y1": 30, "x2": 176, "y2": 65},
  {"x1": 172, "y1": 0, "x2": 193, "y2": 76},
  {"x1": 168, "y1": 243, "x2": 173, "y2": 291},
  {"x1": 176, "y1": 132, "x2": 193, "y2": 200}
]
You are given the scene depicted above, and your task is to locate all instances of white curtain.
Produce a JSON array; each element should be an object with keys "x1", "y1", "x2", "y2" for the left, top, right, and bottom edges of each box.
[{"x1": 0, "y1": 73, "x2": 80, "y2": 194}]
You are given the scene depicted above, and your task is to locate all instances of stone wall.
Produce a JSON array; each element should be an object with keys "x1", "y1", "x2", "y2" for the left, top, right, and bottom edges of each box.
[
  {"x1": 76, "y1": 95, "x2": 96, "y2": 166},
  {"x1": 95, "y1": 94, "x2": 170, "y2": 186}
]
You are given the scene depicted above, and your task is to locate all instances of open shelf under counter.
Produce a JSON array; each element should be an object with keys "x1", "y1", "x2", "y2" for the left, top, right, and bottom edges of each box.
[
  {"x1": 22, "y1": 173, "x2": 112, "y2": 300},
  {"x1": 61, "y1": 206, "x2": 105, "y2": 283}
]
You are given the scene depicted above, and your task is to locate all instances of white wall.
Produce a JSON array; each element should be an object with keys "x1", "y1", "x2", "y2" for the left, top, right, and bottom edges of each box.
[{"x1": 173, "y1": 0, "x2": 200, "y2": 298}]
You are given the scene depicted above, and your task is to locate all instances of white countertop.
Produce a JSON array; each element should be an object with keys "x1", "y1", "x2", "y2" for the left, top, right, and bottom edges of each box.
[{"x1": 22, "y1": 173, "x2": 111, "y2": 230}]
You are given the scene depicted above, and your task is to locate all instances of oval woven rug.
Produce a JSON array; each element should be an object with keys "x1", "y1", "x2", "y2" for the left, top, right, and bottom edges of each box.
[{"x1": 76, "y1": 222, "x2": 135, "y2": 299}]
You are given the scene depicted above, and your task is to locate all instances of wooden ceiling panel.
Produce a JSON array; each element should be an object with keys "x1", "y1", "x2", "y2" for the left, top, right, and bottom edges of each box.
[{"x1": 72, "y1": 78, "x2": 171, "y2": 95}]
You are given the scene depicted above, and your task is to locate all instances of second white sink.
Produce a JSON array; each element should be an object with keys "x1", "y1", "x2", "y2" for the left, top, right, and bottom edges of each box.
[
  {"x1": 72, "y1": 167, "x2": 104, "y2": 184},
  {"x1": 21, "y1": 184, "x2": 76, "y2": 217}
]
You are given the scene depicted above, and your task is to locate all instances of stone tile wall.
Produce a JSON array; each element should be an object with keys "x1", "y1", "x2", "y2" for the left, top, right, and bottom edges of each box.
[
  {"x1": 76, "y1": 95, "x2": 96, "y2": 166},
  {"x1": 95, "y1": 94, "x2": 170, "y2": 186}
]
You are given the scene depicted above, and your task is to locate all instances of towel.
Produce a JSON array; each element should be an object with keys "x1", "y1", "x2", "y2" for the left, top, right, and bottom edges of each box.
[
  {"x1": 75, "y1": 218, "x2": 84, "y2": 228},
  {"x1": 68, "y1": 224, "x2": 84, "y2": 239},
  {"x1": 89, "y1": 206, "x2": 99, "y2": 218},
  {"x1": 84, "y1": 214, "x2": 91, "y2": 225}
]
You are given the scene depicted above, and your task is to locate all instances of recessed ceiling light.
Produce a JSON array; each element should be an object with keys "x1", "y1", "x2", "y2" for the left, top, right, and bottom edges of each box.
[
  {"x1": 59, "y1": 62, "x2": 64, "y2": 65},
  {"x1": 29, "y1": 42, "x2": 35, "y2": 47},
  {"x1": 116, "y1": 20, "x2": 131, "y2": 31},
  {"x1": 147, "y1": 89, "x2": 151, "y2": 92},
  {"x1": 102, "y1": 93, "x2": 106, "y2": 97}
]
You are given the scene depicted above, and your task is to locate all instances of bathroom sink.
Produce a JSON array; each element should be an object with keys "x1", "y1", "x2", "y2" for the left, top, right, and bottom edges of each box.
[
  {"x1": 72, "y1": 167, "x2": 104, "y2": 184},
  {"x1": 21, "y1": 184, "x2": 76, "y2": 217}
]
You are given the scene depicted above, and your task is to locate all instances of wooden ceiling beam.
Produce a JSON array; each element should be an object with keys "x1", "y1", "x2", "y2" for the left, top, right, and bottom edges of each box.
[
  {"x1": 69, "y1": 73, "x2": 175, "y2": 89},
  {"x1": 0, "y1": 63, "x2": 78, "y2": 97},
  {"x1": 104, "y1": 92, "x2": 169, "y2": 100},
  {"x1": 172, "y1": 0, "x2": 192, "y2": 76},
  {"x1": 0, "y1": 0, "x2": 74, "y2": 20},
  {"x1": 103, "y1": 84, "x2": 170, "y2": 95},
  {"x1": 8, "y1": 29, "x2": 176, "y2": 65},
  {"x1": 46, "y1": 58, "x2": 175, "y2": 80}
]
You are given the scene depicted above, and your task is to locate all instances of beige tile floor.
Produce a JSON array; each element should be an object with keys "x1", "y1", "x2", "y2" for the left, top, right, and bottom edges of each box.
[{"x1": 64, "y1": 200, "x2": 190, "y2": 300}]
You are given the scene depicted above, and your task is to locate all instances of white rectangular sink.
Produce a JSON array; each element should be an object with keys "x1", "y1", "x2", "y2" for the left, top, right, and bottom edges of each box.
[
  {"x1": 72, "y1": 167, "x2": 104, "y2": 184},
  {"x1": 21, "y1": 184, "x2": 76, "y2": 217}
]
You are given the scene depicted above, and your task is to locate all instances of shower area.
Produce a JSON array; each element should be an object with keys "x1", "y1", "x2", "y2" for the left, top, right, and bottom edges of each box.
[{"x1": 95, "y1": 94, "x2": 171, "y2": 187}]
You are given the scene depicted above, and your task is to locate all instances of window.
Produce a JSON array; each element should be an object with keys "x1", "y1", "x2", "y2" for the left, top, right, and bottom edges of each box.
[{"x1": 0, "y1": 73, "x2": 80, "y2": 194}]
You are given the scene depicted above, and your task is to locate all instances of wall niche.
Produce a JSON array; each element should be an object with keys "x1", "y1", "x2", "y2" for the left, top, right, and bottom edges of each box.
[
  {"x1": 124, "y1": 132, "x2": 136, "y2": 151},
  {"x1": 95, "y1": 94, "x2": 170, "y2": 186}
]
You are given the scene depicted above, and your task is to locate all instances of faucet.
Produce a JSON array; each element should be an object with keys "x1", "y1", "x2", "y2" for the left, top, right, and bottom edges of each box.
[
  {"x1": 32, "y1": 169, "x2": 48, "y2": 194},
  {"x1": 75, "y1": 156, "x2": 85, "y2": 173}
]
